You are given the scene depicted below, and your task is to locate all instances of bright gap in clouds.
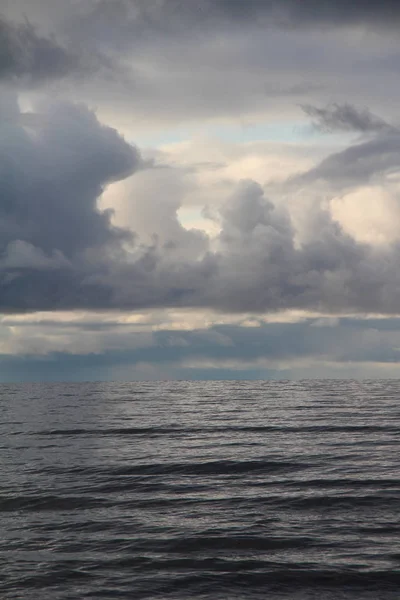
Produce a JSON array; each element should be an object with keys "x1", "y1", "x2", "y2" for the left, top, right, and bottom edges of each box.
[
  {"x1": 132, "y1": 120, "x2": 317, "y2": 147},
  {"x1": 176, "y1": 207, "x2": 220, "y2": 237}
]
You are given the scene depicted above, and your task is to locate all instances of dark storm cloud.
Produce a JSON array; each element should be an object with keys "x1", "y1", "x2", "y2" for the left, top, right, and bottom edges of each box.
[
  {"x1": 0, "y1": 96, "x2": 141, "y2": 311},
  {"x1": 0, "y1": 15, "x2": 80, "y2": 82},
  {"x1": 209, "y1": 0, "x2": 400, "y2": 28},
  {"x1": 301, "y1": 103, "x2": 393, "y2": 134},
  {"x1": 0, "y1": 100, "x2": 138, "y2": 256},
  {"x1": 73, "y1": 0, "x2": 400, "y2": 34}
]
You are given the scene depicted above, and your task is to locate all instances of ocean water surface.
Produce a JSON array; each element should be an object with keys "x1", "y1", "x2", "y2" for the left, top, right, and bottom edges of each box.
[{"x1": 1, "y1": 380, "x2": 399, "y2": 599}]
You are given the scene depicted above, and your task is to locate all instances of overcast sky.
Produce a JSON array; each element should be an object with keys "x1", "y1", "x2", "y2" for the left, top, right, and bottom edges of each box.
[{"x1": 2, "y1": 0, "x2": 400, "y2": 381}]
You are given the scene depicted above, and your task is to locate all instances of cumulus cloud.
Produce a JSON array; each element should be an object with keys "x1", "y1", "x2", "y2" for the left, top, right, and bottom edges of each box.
[
  {"x1": 2, "y1": 1, "x2": 400, "y2": 320},
  {"x1": 105, "y1": 167, "x2": 208, "y2": 260},
  {"x1": 2, "y1": 96, "x2": 400, "y2": 318},
  {"x1": 0, "y1": 95, "x2": 141, "y2": 311}
]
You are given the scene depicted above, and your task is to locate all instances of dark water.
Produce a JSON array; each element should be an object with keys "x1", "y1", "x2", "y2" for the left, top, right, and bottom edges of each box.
[{"x1": 1, "y1": 380, "x2": 399, "y2": 599}]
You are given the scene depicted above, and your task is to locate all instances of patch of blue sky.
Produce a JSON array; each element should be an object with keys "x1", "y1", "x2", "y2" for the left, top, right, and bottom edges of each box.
[{"x1": 132, "y1": 119, "x2": 354, "y2": 148}]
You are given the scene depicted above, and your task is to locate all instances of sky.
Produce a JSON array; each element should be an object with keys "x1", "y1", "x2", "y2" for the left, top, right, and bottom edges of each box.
[{"x1": 2, "y1": 0, "x2": 400, "y2": 380}]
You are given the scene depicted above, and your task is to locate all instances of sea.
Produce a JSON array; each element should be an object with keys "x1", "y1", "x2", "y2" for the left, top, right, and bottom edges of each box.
[{"x1": 1, "y1": 380, "x2": 399, "y2": 599}]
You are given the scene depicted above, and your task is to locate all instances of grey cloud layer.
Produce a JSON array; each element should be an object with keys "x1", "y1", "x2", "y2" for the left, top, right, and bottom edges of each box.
[
  {"x1": 67, "y1": 1, "x2": 400, "y2": 34},
  {"x1": 2, "y1": 317, "x2": 400, "y2": 381},
  {"x1": 0, "y1": 15, "x2": 80, "y2": 83},
  {"x1": 8, "y1": 0, "x2": 400, "y2": 132},
  {"x1": 210, "y1": 0, "x2": 400, "y2": 28}
]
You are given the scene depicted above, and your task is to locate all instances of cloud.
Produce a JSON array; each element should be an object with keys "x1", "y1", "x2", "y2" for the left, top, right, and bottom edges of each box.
[
  {"x1": 62, "y1": 1, "x2": 400, "y2": 36},
  {"x1": 292, "y1": 131, "x2": 400, "y2": 190},
  {"x1": 301, "y1": 103, "x2": 393, "y2": 134},
  {"x1": 105, "y1": 166, "x2": 208, "y2": 260},
  {"x1": 2, "y1": 39, "x2": 400, "y2": 319},
  {"x1": 2, "y1": 316, "x2": 400, "y2": 380},
  {"x1": 8, "y1": 0, "x2": 400, "y2": 136},
  {"x1": 208, "y1": 0, "x2": 400, "y2": 29},
  {"x1": 0, "y1": 94, "x2": 141, "y2": 312},
  {"x1": 330, "y1": 185, "x2": 400, "y2": 246},
  {"x1": 0, "y1": 15, "x2": 80, "y2": 83},
  {"x1": 0, "y1": 240, "x2": 70, "y2": 270},
  {"x1": 283, "y1": 108, "x2": 400, "y2": 247},
  {"x1": 100, "y1": 172, "x2": 400, "y2": 316},
  {"x1": 2, "y1": 98, "x2": 400, "y2": 318},
  {"x1": 5, "y1": 0, "x2": 400, "y2": 135},
  {"x1": 15, "y1": 1, "x2": 367, "y2": 130},
  {"x1": 2, "y1": 2, "x2": 400, "y2": 381}
]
